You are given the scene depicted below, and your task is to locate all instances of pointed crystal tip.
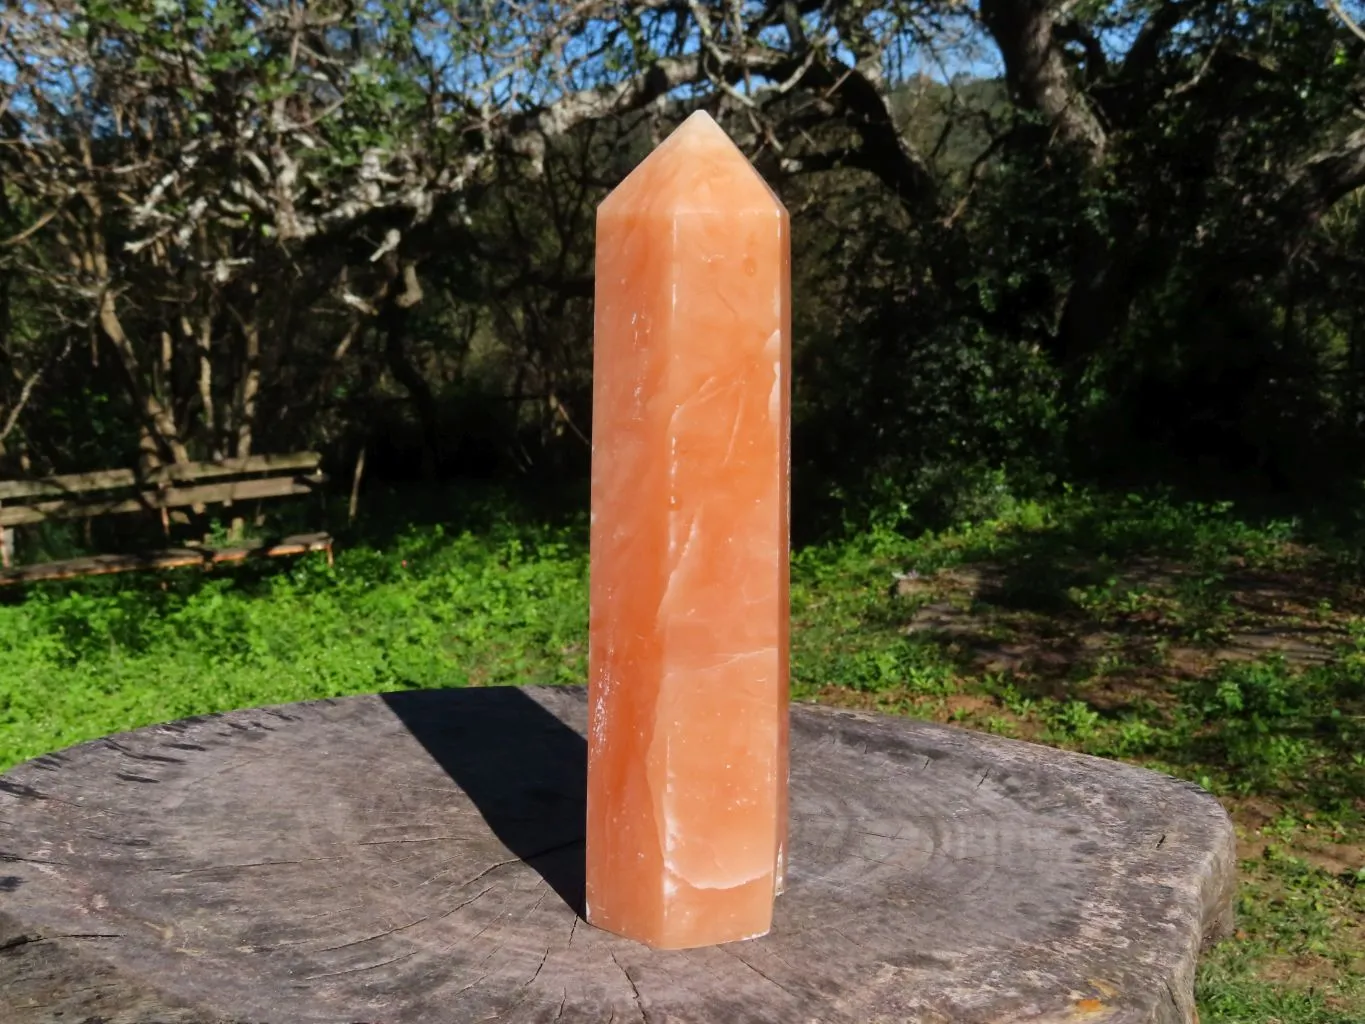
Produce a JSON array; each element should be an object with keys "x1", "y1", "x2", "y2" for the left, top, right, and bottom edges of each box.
[{"x1": 599, "y1": 108, "x2": 786, "y2": 218}]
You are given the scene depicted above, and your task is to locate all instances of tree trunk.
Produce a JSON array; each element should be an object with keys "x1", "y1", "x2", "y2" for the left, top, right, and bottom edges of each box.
[
  {"x1": 193, "y1": 315, "x2": 217, "y2": 459},
  {"x1": 381, "y1": 262, "x2": 439, "y2": 479},
  {"x1": 1054, "y1": 238, "x2": 1138, "y2": 381},
  {"x1": 979, "y1": 0, "x2": 1107, "y2": 159},
  {"x1": 234, "y1": 315, "x2": 261, "y2": 460},
  {"x1": 98, "y1": 290, "x2": 190, "y2": 469}
]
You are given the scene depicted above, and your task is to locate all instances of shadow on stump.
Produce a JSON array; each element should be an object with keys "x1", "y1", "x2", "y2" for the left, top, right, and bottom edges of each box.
[{"x1": 380, "y1": 687, "x2": 587, "y2": 916}]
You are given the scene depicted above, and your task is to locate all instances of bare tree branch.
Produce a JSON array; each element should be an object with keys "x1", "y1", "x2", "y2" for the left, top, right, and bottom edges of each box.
[
  {"x1": 0, "y1": 336, "x2": 71, "y2": 449},
  {"x1": 1282, "y1": 124, "x2": 1365, "y2": 229},
  {"x1": 1325, "y1": 0, "x2": 1365, "y2": 45}
]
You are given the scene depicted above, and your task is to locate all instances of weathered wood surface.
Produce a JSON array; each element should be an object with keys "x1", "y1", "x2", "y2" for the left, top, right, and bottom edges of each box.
[
  {"x1": 0, "y1": 452, "x2": 322, "y2": 502},
  {"x1": 0, "y1": 687, "x2": 1236, "y2": 1024},
  {"x1": 0, "y1": 532, "x2": 333, "y2": 586},
  {"x1": 0, "y1": 472, "x2": 325, "y2": 527}
]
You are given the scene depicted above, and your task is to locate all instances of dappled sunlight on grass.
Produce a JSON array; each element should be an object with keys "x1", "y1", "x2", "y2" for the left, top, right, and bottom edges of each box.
[
  {"x1": 0, "y1": 486, "x2": 1361, "y2": 1021},
  {"x1": 788, "y1": 488, "x2": 1364, "y2": 1022}
]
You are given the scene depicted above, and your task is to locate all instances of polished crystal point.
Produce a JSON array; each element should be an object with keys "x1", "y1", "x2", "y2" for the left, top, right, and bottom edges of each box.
[{"x1": 585, "y1": 111, "x2": 792, "y2": 950}]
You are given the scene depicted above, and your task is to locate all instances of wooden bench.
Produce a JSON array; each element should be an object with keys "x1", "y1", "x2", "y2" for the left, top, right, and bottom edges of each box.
[{"x1": 0, "y1": 452, "x2": 333, "y2": 586}]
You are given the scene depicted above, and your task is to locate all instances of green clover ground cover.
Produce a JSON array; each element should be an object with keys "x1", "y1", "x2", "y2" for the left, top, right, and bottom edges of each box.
[
  {"x1": 0, "y1": 522, "x2": 591, "y2": 764},
  {"x1": 1, "y1": 488, "x2": 1361, "y2": 1021}
]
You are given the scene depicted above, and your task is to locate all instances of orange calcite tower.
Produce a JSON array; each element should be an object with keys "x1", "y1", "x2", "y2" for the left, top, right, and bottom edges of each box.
[{"x1": 586, "y1": 111, "x2": 791, "y2": 950}]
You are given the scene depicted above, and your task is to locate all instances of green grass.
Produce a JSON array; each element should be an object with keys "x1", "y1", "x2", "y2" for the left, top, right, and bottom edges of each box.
[
  {"x1": 1, "y1": 486, "x2": 1362, "y2": 1020},
  {"x1": 0, "y1": 521, "x2": 591, "y2": 763}
]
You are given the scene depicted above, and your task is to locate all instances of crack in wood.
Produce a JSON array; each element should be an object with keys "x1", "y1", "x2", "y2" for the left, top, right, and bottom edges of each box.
[
  {"x1": 611, "y1": 952, "x2": 649, "y2": 1023},
  {"x1": 422, "y1": 856, "x2": 512, "y2": 897},
  {"x1": 452, "y1": 909, "x2": 505, "y2": 954},
  {"x1": 166, "y1": 856, "x2": 344, "y2": 876},
  {"x1": 12, "y1": 980, "x2": 119, "y2": 1007},
  {"x1": 496, "y1": 940, "x2": 555, "y2": 1020},
  {"x1": 436, "y1": 884, "x2": 497, "y2": 921},
  {"x1": 857, "y1": 829, "x2": 914, "y2": 842},
  {"x1": 99, "y1": 740, "x2": 183, "y2": 764},
  {"x1": 1162, "y1": 978, "x2": 1183, "y2": 1016},
  {"x1": 441, "y1": 844, "x2": 567, "y2": 894},
  {"x1": 453, "y1": 969, "x2": 492, "y2": 996},
  {"x1": 517, "y1": 890, "x2": 549, "y2": 928},
  {"x1": 0, "y1": 932, "x2": 122, "y2": 952},
  {"x1": 312, "y1": 915, "x2": 430, "y2": 954},
  {"x1": 524, "y1": 943, "x2": 551, "y2": 989},
  {"x1": 718, "y1": 947, "x2": 802, "y2": 1002},
  {"x1": 0, "y1": 853, "x2": 68, "y2": 867},
  {"x1": 355, "y1": 836, "x2": 476, "y2": 846},
  {"x1": 761, "y1": 945, "x2": 805, "y2": 978},
  {"x1": 831, "y1": 926, "x2": 869, "y2": 951},
  {"x1": 302, "y1": 949, "x2": 417, "y2": 981},
  {"x1": 0, "y1": 781, "x2": 48, "y2": 800},
  {"x1": 859, "y1": 752, "x2": 936, "y2": 785}
]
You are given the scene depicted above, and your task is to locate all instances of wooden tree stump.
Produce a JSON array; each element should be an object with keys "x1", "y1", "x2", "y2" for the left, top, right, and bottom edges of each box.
[{"x1": 0, "y1": 686, "x2": 1236, "y2": 1024}]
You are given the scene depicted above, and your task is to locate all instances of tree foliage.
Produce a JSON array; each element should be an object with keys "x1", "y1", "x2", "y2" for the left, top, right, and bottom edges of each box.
[{"x1": 2, "y1": 0, "x2": 1364, "y2": 527}]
